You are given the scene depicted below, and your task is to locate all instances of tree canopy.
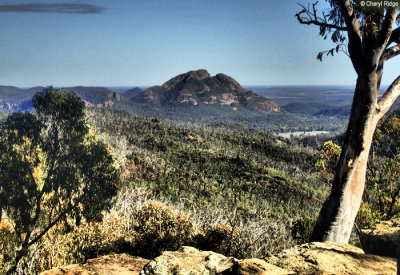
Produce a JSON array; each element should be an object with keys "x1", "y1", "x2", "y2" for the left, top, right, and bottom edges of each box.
[{"x1": 0, "y1": 88, "x2": 119, "y2": 274}]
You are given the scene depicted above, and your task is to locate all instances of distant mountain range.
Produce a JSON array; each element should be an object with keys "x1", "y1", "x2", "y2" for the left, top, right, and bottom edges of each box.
[
  {"x1": 123, "y1": 87, "x2": 143, "y2": 99},
  {"x1": 1, "y1": 70, "x2": 365, "y2": 132},
  {"x1": 131, "y1": 70, "x2": 280, "y2": 113},
  {"x1": 0, "y1": 85, "x2": 127, "y2": 112},
  {"x1": 0, "y1": 70, "x2": 280, "y2": 115}
]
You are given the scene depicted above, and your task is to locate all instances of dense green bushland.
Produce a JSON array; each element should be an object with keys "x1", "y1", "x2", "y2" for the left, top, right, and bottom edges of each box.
[
  {"x1": 86, "y1": 108, "x2": 329, "y2": 254},
  {"x1": 1, "y1": 105, "x2": 332, "y2": 273},
  {"x1": 112, "y1": 99, "x2": 348, "y2": 133}
]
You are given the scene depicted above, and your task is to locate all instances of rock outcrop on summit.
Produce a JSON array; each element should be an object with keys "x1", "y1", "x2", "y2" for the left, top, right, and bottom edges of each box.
[
  {"x1": 140, "y1": 243, "x2": 397, "y2": 275},
  {"x1": 131, "y1": 70, "x2": 280, "y2": 113}
]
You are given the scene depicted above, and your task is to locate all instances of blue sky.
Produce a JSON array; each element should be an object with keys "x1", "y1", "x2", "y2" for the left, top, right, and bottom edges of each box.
[{"x1": 0, "y1": 0, "x2": 398, "y2": 87}]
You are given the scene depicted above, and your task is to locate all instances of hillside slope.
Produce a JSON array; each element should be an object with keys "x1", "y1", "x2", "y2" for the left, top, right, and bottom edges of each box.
[
  {"x1": 131, "y1": 69, "x2": 280, "y2": 113},
  {"x1": 87, "y1": 108, "x2": 329, "y2": 256}
]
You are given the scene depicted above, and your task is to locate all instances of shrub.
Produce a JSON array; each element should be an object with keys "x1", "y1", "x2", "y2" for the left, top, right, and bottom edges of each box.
[
  {"x1": 61, "y1": 216, "x2": 137, "y2": 263},
  {"x1": 19, "y1": 213, "x2": 137, "y2": 273},
  {"x1": 291, "y1": 218, "x2": 316, "y2": 244},
  {"x1": 356, "y1": 201, "x2": 384, "y2": 229},
  {"x1": 0, "y1": 220, "x2": 17, "y2": 273},
  {"x1": 194, "y1": 223, "x2": 241, "y2": 257},
  {"x1": 133, "y1": 201, "x2": 195, "y2": 258}
]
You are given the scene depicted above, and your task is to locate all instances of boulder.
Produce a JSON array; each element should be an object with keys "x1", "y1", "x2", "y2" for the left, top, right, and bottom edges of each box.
[
  {"x1": 360, "y1": 218, "x2": 400, "y2": 258},
  {"x1": 265, "y1": 241, "x2": 397, "y2": 274},
  {"x1": 140, "y1": 246, "x2": 237, "y2": 274}
]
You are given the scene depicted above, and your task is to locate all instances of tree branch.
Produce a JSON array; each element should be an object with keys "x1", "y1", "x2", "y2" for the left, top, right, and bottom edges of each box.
[
  {"x1": 296, "y1": 4, "x2": 347, "y2": 31},
  {"x1": 381, "y1": 43, "x2": 400, "y2": 63},
  {"x1": 28, "y1": 201, "x2": 79, "y2": 247},
  {"x1": 335, "y1": 0, "x2": 362, "y2": 37},
  {"x1": 389, "y1": 27, "x2": 400, "y2": 44},
  {"x1": 376, "y1": 8, "x2": 399, "y2": 55},
  {"x1": 378, "y1": 75, "x2": 400, "y2": 115},
  {"x1": 334, "y1": 0, "x2": 363, "y2": 72}
]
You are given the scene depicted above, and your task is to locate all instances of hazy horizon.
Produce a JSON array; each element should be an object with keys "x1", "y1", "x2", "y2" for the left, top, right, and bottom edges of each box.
[{"x1": 3, "y1": 84, "x2": 358, "y2": 90}]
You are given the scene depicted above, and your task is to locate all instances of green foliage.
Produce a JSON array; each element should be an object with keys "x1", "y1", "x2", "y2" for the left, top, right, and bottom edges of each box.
[
  {"x1": 0, "y1": 103, "x2": 330, "y2": 272},
  {"x1": 194, "y1": 223, "x2": 241, "y2": 257},
  {"x1": 291, "y1": 218, "x2": 316, "y2": 244},
  {"x1": 355, "y1": 201, "x2": 384, "y2": 229},
  {"x1": 133, "y1": 202, "x2": 195, "y2": 258},
  {"x1": 88, "y1": 108, "x2": 326, "y2": 256},
  {"x1": 363, "y1": 113, "x2": 400, "y2": 225},
  {"x1": 0, "y1": 220, "x2": 17, "y2": 273},
  {"x1": 315, "y1": 140, "x2": 341, "y2": 176},
  {"x1": 0, "y1": 88, "x2": 119, "y2": 273},
  {"x1": 11, "y1": 211, "x2": 137, "y2": 273},
  {"x1": 0, "y1": 112, "x2": 7, "y2": 121}
]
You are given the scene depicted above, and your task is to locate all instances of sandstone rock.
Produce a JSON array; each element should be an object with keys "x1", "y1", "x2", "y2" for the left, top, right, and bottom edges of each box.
[
  {"x1": 39, "y1": 253, "x2": 149, "y2": 275},
  {"x1": 265, "y1": 241, "x2": 397, "y2": 274},
  {"x1": 233, "y1": 258, "x2": 294, "y2": 274},
  {"x1": 140, "y1": 246, "x2": 237, "y2": 275},
  {"x1": 360, "y1": 218, "x2": 400, "y2": 258},
  {"x1": 255, "y1": 100, "x2": 280, "y2": 112},
  {"x1": 41, "y1": 243, "x2": 398, "y2": 275},
  {"x1": 82, "y1": 100, "x2": 94, "y2": 107}
]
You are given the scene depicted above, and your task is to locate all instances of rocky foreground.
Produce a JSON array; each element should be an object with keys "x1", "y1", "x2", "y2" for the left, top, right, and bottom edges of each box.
[{"x1": 40, "y1": 241, "x2": 397, "y2": 275}]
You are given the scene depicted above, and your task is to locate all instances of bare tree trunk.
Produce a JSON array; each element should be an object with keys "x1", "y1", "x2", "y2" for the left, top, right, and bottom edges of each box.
[{"x1": 311, "y1": 73, "x2": 381, "y2": 243}]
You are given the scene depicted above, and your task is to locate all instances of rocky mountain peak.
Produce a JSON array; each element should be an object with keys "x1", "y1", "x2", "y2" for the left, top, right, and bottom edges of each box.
[
  {"x1": 132, "y1": 70, "x2": 280, "y2": 113},
  {"x1": 162, "y1": 69, "x2": 211, "y2": 90},
  {"x1": 214, "y1": 73, "x2": 246, "y2": 93}
]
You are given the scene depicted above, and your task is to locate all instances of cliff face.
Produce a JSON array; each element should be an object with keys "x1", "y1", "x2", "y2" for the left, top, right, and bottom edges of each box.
[{"x1": 131, "y1": 69, "x2": 280, "y2": 113}]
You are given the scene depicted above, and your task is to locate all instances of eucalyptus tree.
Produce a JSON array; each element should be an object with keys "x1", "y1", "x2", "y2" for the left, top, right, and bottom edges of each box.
[
  {"x1": 0, "y1": 88, "x2": 119, "y2": 274},
  {"x1": 297, "y1": 0, "x2": 399, "y2": 242}
]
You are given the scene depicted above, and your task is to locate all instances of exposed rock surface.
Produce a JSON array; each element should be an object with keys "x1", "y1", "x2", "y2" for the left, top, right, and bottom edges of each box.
[
  {"x1": 0, "y1": 101, "x2": 17, "y2": 111},
  {"x1": 141, "y1": 243, "x2": 397, "y2": 275},
  {"x1": 40, "y1": 242, "x2": 397, "y2": 275},
  {"x1": 360, "y1": 218, "x2": 400, "y2": 258},
  {"x1": 132, "y1": 69, "x2": 280, "y2": 113},
  {"x1": 39, "y1": 253, "x2": 149, "y2": 275},
  {"x1": 233, "y1": 258, "x2": 294, "y2": 274},
  {"x1": 140, "y1": 246, "x2": 237, "y2": 275},
  {"x1": 265, "y1": 241, "x2": 397, "y2": 274}
]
